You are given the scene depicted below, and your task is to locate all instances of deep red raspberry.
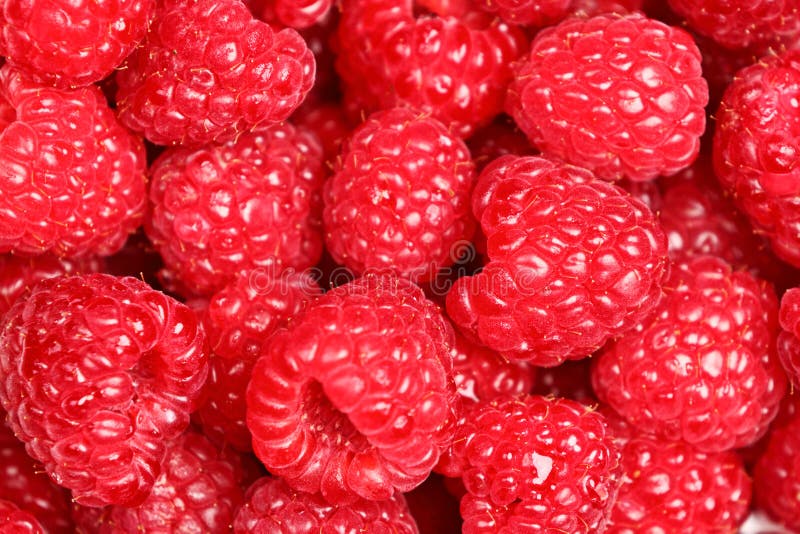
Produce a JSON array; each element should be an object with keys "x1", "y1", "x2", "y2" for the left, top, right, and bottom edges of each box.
[
  {"x1": 531, "y1": 359, "x2": 596, "y2": 404},
  {"x1": 292, "y1": 100, "x2": 352, "y2": 162},
  {"x1": 0, "y1": 499, "x2": 44, "y2": 534},
  {"x1": 245, "y1": 0, "x2": 333, "y2": 29},
  {"x1": 0, "y1": 274, "x2": 208, "y2": 507},
  {"x1": 404, "y1": 473, "x2": 463, "y2": 533},
  {"x1": 324, "y1": 108, "x2": 476, "y2": 281},
  {"x1": 506, "y1": 13, "x2": 708, "y2": 182},
  {"x1": 102, "y1": 232, "x2": 164, "y2": 290},
  {"x1": 195, "y1": 271, "x2": 321, "y2": 452},
  {"x1": 439, "y1": 395, "x2": 622, "y2": 533},
  {"x1": 234, "y1": 476, "x2": 419, "y2": 533},
  {"x1": 446, "y1": 155, "x2": 669, "y2": 366},
  {"x1": 247, "y1": 275, "x2": 459, "y2": 504},
  {"x1": 694, "y1": 32, "x2": 756, "y2": 111},
  {"x1": 712, "y1": 50, "x2": 800, "y2": 268},
  {"x1": 0, "y1": 66, "x2": 147, "y2": 257},
  {"x1": 115, "y1": 0, "x2": 315, "y2": 147},
  {"x1": 593, "y1": 255, "x2": 787, "y2": 452},
  {"x1": 146, "y1": 121, "x2": 326, "y2": 297},
  {"x1": 477, "y1": 0, "x2": 570, "y2": 27},
  {"x1": 777, "y1": 288, "x2": 800, "y2": 387},
  {"x1": 569, "y1": 0, "x2": 644, "y2": 16},
  {"x1": 0, "y1": 0, "x2": 154, "y2": 88}
]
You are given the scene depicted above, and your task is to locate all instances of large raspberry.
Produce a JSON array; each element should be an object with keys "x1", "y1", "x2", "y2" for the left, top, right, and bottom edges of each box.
[
  {"x1": 446, "y1": 155, "x2": 669, "y2": 366},
  {"x1": 146, "y1": 121, "x2": 326, "y2": 297},
  {"x1": 712, "y1": 50, "x2": 800, "y2": 268},
  {"x1": 0, "y1": 274, "x2": 208, "y2": 507},
  {"x1": 247, "y1": 275, "x2": 459, "y2": 504},
  {"x1": 324, "y1": 108, "x2": 476, "y2": 281},
  {"x1": 0, "y1": 66, "x2": 147, "y2": 257},
  {"x1": 506, "y1": 13, "x2": 708, "y2": 182},
  {"x1": 115, "y1": 0, "x2": 315, "y2": 147},
  {"x1": 0, "y1": 0, "x2": 154, "y2": 88},
  {"x1": 593, "y1": 255, "x2": 787, "y2": 452}
]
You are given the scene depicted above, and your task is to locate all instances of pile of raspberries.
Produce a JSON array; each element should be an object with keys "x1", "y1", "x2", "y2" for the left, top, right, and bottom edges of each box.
[{"x1": 1, "y1": 0, "x2": 800, "y2": 532}]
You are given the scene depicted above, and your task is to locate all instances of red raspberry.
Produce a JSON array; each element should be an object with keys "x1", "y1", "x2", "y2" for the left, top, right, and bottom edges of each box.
[
  {"x1": 0, "y1": 274, "x2": 208, "y2": 507},
  {"x1": 569, "y1": 0, "x2": 644, "y2": 16},
  {"x1": 234, "y1": 476, "x2": 419, "y2": 533},
  {"x1": 0, "y1": 66, "x2": 147, "y2": 257},
  {"x1": 247, "y1": 275, "x2": 459, "y2": 504},
  {"x1": 292, "y1": 100, "x2": 352, "y2": 162},
  {"x1": 592, "y1": 255, "x2": 787, "y2": 452},
  {"x1": 694, "y1": 32, "x2": 756, "y2": 110},
  {"x1": 446, "y1": 155, "x2": 669, "y2": 366},
  {"x1": 404, "y1": 473, "x2": 463, "y2": 533},
  {"x1": 466, "y1": 115, "x2": 536, "y2": 173},
  {"x1": 531, "y1": 359, "x2": 596, "y2": 404},
  {"x1": 476, "y1": 0, "x2": 570, "y2": 27},
  {"x1": 777, "y1": 288, "x2": 800, "y2": 387},
  {"x1": 607, "y1": 436, "x2": 751, "y2": 533},
  {"x1": 506, "y1": 13, "x2": 708, "y2": 182},
  {"x1": 195, "y1": 271, "x2": 321, "y2": 452},
  {"x1": 146, "y1": 121, "x2": 326, "y2": 297},
  {"x1": 712, "y1": 50, "x2": 800, "y2": 268},
  {"x1": 0, "y1": 499, "x2": 44, "y2": 534},
  {"x1": 0, "y1": 0, "x2": 154, "y2": 88},
  {"x1": 245, "y1": 0, "x2": 333, "y2": 29},
  {"x1": 115, "y1": 0, "x2": 315, "y2": 147},
  {"x1": 323, "y1": 108, "x2": 476, "y2": 281},
  {"x1": 439, "y1": 395, "x2": 622, "y2": 533}
]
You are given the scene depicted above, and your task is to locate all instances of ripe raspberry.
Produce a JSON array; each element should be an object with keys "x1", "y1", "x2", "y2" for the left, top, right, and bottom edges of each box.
[
  {"x1": 446, "y1": 155, "x2": 669, "y2": 366},
  {"x1": 592, "y1": 255, "x2": 787, "y2": 452},
  {"x1": 506, "y1": 13, "x2": 708, "y2": 182},
  {"x1": 476, "y1": 0, "x2": 570, "y2": 27},
  {"x1": 569, "y1": 0, "x2": 644, "y2": 16},
  {"x1": 292, "y1": 100, "x2": 352, "y2": 162},
  {"x1": 0, "y1": 0, "x2": 154, "y2": 88},
  {"x1": 234, "y1": 476, "x2": 419, "y2": 533},
  {"x1": 323, "y1": 108, "x2": 476, "y2": 281},
  {"x1": 247, "y1": 275, "x2": 459, "y2": 504},
  {"x1": 0, "y1": 499, "x2": 44, "y2": 534},
  {"x1": 439, "y1": 395, "x2": 622, "y2": 533},
  {"x1": 607, "y1": 436, "x2": 751, "y2": 533},
  {"x1": 146, "y1": 121, "x2": 326, "y2": 297},
  {"x1": 0, "y1": 274, "x2": 208, "y2": 507},
  {"x1": 195, "y1": 271, "x2": 321, "y2": 452},
  {"x1": 115, "y1": 0, "x2": 315, "y2": 147},
  {"x1": 712, "y1": 50, "x2": 800, "y2": 268},
  {"x1": 245, "y1": 0, "x2": 333, "y2": 29},
  {"x1": 0, "y1": 66, "x2": 147, "y2": 257},
  {"x1": 777, "y1": 288, "x2": 800, "y2": 387},
  {"x1": 404, "y1": 473, "x2": 463, "y2": 533}
]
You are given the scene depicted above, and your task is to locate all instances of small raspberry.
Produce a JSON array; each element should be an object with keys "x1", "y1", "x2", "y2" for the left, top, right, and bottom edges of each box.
[
  {"x1": 0, "y1": 66, "x2": 147, "y2": 257},
  {"x1": 146, "y1": 121, "x2": 326, "y2": 297},
  {"x1": 0, "y1": 0, "x2": 154, "y2": 88},
  {"x1": 234, "y1": 476, "x2": 419, "y2": 533},
  {"x1": 506, "y1": 13, "x2": 708, "y2": 182},
  {"x1": 446, "y1": 155, "x2": 669, "y2": 365},
  {"x1": 245, "y1": 0, "x2": 334, "y2": 29},
  {"x1": 0, "y1": 499, "x2": 44, "y2": 534},
  {"x1": 592, "y1": 255, "x2": 787, "y2": 452},
  {"x1": 777, "y1": 288, "x2": 800, "y2": 387},
  {"x1": 323, "y1": 108, "x2": 476, "y2": 281},
  {"x1": 476, "y1": 0, "x2": 571, "y2": 27},
  {"x1": 0, "y1": 273, "x2": 208, "y2": 507},
  {"x1": 115, "y1": 0, "x2": 315, "y2": 147},
  {"x1": 247, "y1": 275, "x2": 459, "y2": 504}
]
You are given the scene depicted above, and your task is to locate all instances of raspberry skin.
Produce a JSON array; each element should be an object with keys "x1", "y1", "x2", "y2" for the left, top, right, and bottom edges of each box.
[
  {"x1": 712, "y1": 50, "x2": 800, "y2": 268},
  {"x1": 0, "y1": 274, "x2": 208, "y2": 507},
  {"x1": 777, "y1": 288, "x2": 800, "y2": 387},
  {"x1": 0, "y1": 66, "x2": 147, "y2": 258},
  {"x1": 476, "y1": 0, "x2": 570, "y2": 27},
  {"x1": 592, "y1": 255, "x2": 787, "y2": 453},
  {"x1": 245, "y1": 0, "x2": 333, "y2": 29},
  {"x1": 0, "y1": 499, "x2": 45, "y2": 534},
  {"x1": 146, "y1": 121, "x2": 326, "y2": 297},
  {"x1": 506, "y1": 13, "x2": 708, "y2": 182},
  {"x1": 0, "y1": 0, "x2": 154, "y2": 88},
  {"x1": 446, "y1": 155, "x2": 669, "y2": 366},
  {"x1": 115, "y1": 0, "x2": 315, "y2": 147},
  {"x1": 323, "y1": 108, "x2": 476, "y2": 281},
  {"x1": 234, "y1": 476, "x2": 419, "y2": 533},
  {"x1": 246, "y1": 275, "x2": 459, "y2": 504}
]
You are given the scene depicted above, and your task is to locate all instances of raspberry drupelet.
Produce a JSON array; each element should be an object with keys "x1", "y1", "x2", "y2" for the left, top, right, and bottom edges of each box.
[{"x1": 0, "y1": 498, "x2": 45, "y2": 534}]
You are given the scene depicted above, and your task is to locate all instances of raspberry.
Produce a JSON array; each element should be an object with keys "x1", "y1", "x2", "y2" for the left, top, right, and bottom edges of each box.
[
  {"x1": 440, "y1": 395, "x2": 622, "y2": 533},
  {"x1": 606, "y1": 436, "x2": 751, "y2": 533},
  {"x1": 115, "y1": 0, "x2": 315, "y2": 147},
  {"x1": 0, "y1": 66, "x2": 147, "y2": 257},
  {"x1": 777, "y1": 288, "x2": 800, "y2": 387},
  {"x1": 0, "y1": 274, "x2": 208, "y2": 507},
  {"x1": 592, "y1": 255, "x2": 787, "y2": 452},
  {"x1": 292, "y1": 100, "x2": 352, "y2": 162},
  {"x1": 0, "y1": 499, "x2": 44, "y2": 534},
  {"x1": 233, "y1": 476, "x2": 419, "y2": 533},
  {"x1": 712, "y1": 50, "x2": 800, "y2": 268},
  {"x1": 569, "y1": 0, "x2": 644, "y2": 16},
  {"x1": 404, "y1": 473, "x2": 463, "y2": 533},
  {"x1": 0, "y1": 0, "x2": 154, "y2": 88},
  {"x1": 476, "y1": 0, "x2": 570, "y2": 27},
  {"x1": 531, "y1": 359, "x2": 596, "y2": 404},
  {"x1": 246, "y1": 275, "x2": 459, "y2": 504},
  {"x1": 506, "y1": 13, "x2": 708, "y2": 182},
  {"x1": 146, "y1": 121, "x2": 326, "y2": 297},
  {"x1": 245, "y1": 0, "x2": 334, "y2": 29},
  {"x1": 323, "y1": 108, "x2": 476, "y2": 281},
  {"x1": 446, "y1": 155, "x2": 669, "y2": 366},
  {"x1": 466, "y1": 115, "x2": 536, "y2": 172}
]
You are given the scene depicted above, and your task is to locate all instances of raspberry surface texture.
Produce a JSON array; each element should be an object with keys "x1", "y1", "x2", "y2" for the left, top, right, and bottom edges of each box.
[
  {"x1": 506, "y1": 13, "x2": 708, "y2": 181},
  {"x1": 593, "y1": 255, "x2": 787, "y2": 452},
  {"x1": 247, "y1": 274, "x2": 459, "y2": 504},
  {"x1": 324, "y1": 107, "x2": 476, "y2": 281},
  {"x1": 0, "y1": 498, "x2": 44, "y2": 534},
  {"x1": 777, "y1": 287, "x2": 800, "y2": 387},
  {"x1": 115, "y1": 0, "x2": 315, "y2": 147},
  {"x1": 446, "y1": 155, "x2": 669, "y2": 366},
  {"x1": 0, "y1": 274, "x2": 208, "y2": 507},
  {"x1": 476, "y1": 0, "x2": 570, "y2": 27}
]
